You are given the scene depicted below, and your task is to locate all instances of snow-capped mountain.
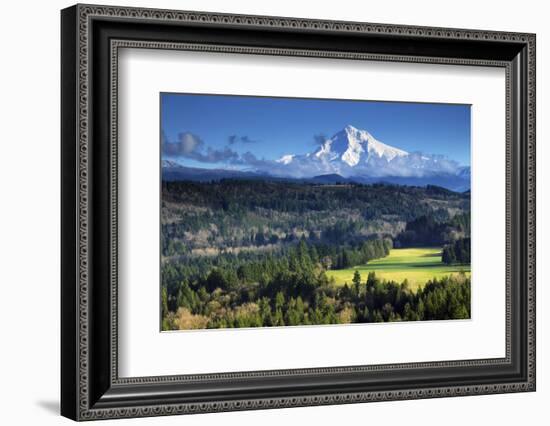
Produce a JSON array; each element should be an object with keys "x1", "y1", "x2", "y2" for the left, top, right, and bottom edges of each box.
[
  {"x1": 162, "y1": 125, "x2": 471, "y2": 191},
  {"x1": 313, "y1": 125, "x2": 408, "y2": 166},
  {"x1": 272, "y1": 125, "x2": 469, "y2": 183}
]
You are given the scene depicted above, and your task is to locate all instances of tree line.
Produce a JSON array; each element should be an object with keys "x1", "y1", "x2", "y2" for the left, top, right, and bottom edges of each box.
[
  {"x1": 162, "y1": 268, "x2": 471, "y2": 330},
  {"x1": 395, "y1": 212, "x2": 470, "y2": 248},
  {"x1": 162, "y1": 239, "x2": 470, "y2": 330},
  {"x1": 162, "y1": 180, "x2": 470, "y2": 256},
  {"x1": 442, "y1": 237, "x2": 471, "y2": 264}
]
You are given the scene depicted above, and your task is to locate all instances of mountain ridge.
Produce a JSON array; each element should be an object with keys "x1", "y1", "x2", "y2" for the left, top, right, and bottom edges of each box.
[
  {"x1": 273, "y1": 124, "x2": 469, "y2": 181},
  {"x1": 162, "y1": 164, "x2": 470, "y2": 192},
  {"x1": 163, "y1": 125, "x2": 470, "y2": 191}
]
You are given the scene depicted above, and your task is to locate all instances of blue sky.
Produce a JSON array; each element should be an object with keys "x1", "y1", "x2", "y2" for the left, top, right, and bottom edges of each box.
[{"x1": 161, "y1": 93, "x2": 471, "y2": 168}]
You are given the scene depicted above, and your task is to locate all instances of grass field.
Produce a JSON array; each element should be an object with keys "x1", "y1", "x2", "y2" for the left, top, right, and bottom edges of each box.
[{"x1": 327, "y1": 247, "x2": 471, "y2": 289}]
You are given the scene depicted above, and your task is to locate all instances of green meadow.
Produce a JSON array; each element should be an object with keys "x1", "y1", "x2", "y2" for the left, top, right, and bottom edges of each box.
[{"x1": 327, "y1": 247, "x2": 471, "y2": 290}]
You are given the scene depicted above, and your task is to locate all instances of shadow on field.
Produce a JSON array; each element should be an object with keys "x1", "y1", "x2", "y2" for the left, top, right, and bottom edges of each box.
[
  {"x1": 420, "y1": 252, "x2": 442, "y2": 258},
  {"x1": 365, "y1": 262, "x2": 442, "y2": 269}
]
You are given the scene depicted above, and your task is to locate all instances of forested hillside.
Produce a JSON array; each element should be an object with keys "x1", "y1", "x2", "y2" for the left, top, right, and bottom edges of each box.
[{"x1": 161, "y1": 180, "x2": 471, "y2": 330}]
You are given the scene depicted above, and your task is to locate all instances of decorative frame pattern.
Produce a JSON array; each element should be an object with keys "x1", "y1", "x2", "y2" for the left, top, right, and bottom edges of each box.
[
  {"x1": 61, "y1": 4, "x2": 536, "y2": 421},
  {"x1": 110, "y1": 40, "x2": 512, "y2": 384}
]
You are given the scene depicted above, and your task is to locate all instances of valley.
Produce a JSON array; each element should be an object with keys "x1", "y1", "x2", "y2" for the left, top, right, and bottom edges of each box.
[
  {"x1": 159, "y1": 94, "x2": 472, "y2": 330},
  {"x1": 161, "y1": 179, "x2": 471, "y2": 330},
  {"x1": 327, "y1": 247, "x2": 471, "y2": 290}
]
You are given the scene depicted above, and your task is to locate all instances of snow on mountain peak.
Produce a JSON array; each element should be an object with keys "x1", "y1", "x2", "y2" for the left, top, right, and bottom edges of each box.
[
  {"x1": 314, "y1": 125, "x2": 408, "y2": 167},
  {"x1": 366, "y1": 136, "x2": 408, "y2": 161},
  {"x1": 264, "y1": 125, "x2": 468, "y2": 183},
  {"x1": 162, "y1": 124, "x2": 469, "y2": 190},
  {"x1": 343, "y1": 124, "x2": 361, "y2": 134}
]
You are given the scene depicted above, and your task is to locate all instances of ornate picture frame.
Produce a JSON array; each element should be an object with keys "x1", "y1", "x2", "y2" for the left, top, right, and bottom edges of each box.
[{"x1": 61, "y1": 4, "x2": 535, "y2": 421}]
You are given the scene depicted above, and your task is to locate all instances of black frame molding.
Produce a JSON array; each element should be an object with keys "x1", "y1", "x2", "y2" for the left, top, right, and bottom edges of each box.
[{"x1": 61, "y1": 4, "x2": 536, "y2": 421}]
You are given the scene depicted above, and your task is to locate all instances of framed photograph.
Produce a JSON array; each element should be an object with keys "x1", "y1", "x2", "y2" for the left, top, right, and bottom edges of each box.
[{"x1": 61, "y1": 4, "x2": 536, "y2": 421}]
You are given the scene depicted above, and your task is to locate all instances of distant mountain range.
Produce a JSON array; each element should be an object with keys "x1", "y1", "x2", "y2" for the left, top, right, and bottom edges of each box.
[
  {"x1": 162, "y1": 163, "x2": 470, "y2": 192},
  {"x1": 163, "y1": 125, "x2": 471, "y2": 192}
]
